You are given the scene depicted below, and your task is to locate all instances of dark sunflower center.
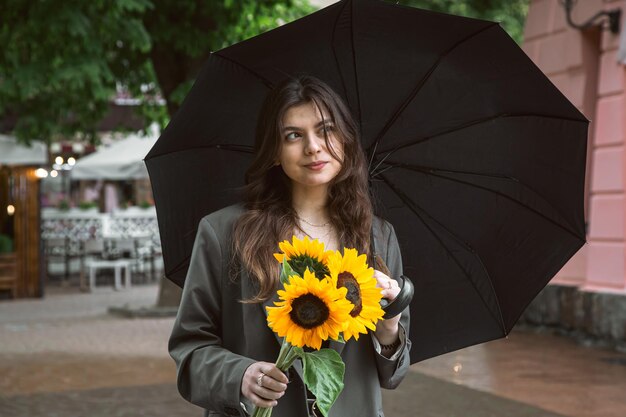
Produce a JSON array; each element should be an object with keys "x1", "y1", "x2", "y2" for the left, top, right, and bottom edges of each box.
[
  {"x1": 289, "y1": 293, "x2": 330, "y2": 329},
  {"x1": 289, "y1": 255, "x2": 329, "y2": 279},
  {"x1": 337, "y1": 272, "x2": 362, "y2": 317}
]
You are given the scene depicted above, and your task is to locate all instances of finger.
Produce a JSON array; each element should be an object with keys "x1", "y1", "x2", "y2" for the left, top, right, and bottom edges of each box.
[
  {"x1": 262, "y1": 365, "x2": 290, "y2": 384},
  {"x1": 380, "y1": 288, "x2": 400, "y2": 301},
  {"x1": 255, "y1": 385, "x2": 286, "y2": 401},
  {"x1": 373, "y1": 273, "x2": 400, "y2": 292},
  {"x1": 373, "y1": 270, "x2": 390, "y2": 284},
  {"x1": 249, "y1": 392, "x2": 278, "y2": 408},
  {"x1": 258, "y1": 375, "x2": 288, "y2": 393}
]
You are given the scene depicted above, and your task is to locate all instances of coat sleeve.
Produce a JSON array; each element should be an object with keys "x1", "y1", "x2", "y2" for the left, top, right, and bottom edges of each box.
[
  {"x1": 372, "y1": 221, "x2": 412, "y2": 389},
  {"x1": 168, "y1": 217, "x2": 255, "y2": 416}
]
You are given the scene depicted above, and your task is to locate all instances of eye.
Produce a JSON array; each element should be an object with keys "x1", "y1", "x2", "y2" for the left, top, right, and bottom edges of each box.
[
  {"x1": 320, "y1": 125, "x2": 334, "y2": 135},
  {"x1": 285, "y1": 132, "x2": 301, "y2": 141}
]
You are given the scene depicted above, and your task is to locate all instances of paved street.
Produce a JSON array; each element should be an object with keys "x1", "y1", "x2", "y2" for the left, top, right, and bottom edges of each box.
[{"x1": 1, "y1": 283, "x2": 625, "y2": 417}]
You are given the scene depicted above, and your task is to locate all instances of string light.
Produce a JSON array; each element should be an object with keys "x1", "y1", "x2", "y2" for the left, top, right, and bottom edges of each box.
[{"x1": 35, "y1": 168, "x2": 48, "y2": 178}]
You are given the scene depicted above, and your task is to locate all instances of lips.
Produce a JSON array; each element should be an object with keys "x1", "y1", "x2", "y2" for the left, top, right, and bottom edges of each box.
[{"x1": 305, "y1": 161, "x2": 328, "y2": 170}]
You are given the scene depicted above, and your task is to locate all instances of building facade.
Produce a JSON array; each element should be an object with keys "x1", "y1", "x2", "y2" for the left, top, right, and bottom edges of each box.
[{"x1": 520, "y1": 0, "x2": 626, "y2": 348}]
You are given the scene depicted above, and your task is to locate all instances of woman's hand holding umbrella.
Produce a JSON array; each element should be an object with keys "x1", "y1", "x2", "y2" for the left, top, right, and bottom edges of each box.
[{"x1": 373, "y1": 270, "x2": 402, "y2": 353}]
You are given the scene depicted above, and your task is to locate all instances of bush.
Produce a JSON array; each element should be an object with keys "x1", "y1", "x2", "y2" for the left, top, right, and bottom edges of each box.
[
  {"x1": 0, "y1": 234, "x2": 13, "y2": 254},
  {"x1": 78, "y1": 201, "x2": 97, "y2": 210},
  {"x1": 57, "y1": 199, "x2": 70, "y2": 211}
]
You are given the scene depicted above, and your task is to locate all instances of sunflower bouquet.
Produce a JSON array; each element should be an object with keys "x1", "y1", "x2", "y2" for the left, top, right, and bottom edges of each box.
[{"x1": 252, "y1": 236, "x2": 385, "y2": 417}]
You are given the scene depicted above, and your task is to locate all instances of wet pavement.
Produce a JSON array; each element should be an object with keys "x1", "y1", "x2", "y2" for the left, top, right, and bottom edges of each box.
[{"x1": 1, "y1": 283, "x2": 625, "y2": 417}]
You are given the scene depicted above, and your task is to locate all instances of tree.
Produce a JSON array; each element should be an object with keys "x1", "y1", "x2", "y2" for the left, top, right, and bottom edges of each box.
[{"x1": 0, "y1": 0, "x2": 315, "y2": 144}]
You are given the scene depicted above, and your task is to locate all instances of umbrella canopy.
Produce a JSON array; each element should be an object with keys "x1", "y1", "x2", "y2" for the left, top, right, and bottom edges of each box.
[
  {"x1": 0, "y1": 134, "x2": 47, "y2": 166},
  {"x1": 146, "y1": 0, "x2": 588, "y2": 363},
  {"x1": 71, "y1": 133, "x2": 157, "y2": 180}
]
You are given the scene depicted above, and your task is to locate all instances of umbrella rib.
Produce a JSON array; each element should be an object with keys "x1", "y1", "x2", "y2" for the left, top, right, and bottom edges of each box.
[
  {"x1": 381, "y1": 162, "x2": 585, "y2": 243},
  {"x1": 146, "y1": 144, "x2": 254, "y2": 160},
  {"x1": 213, "y1": 52, "x2": 274, "y2": 89},
  {"x1": 331, "y1": 0, "x2": 351, "y2": 100},
  {"x1": 365, "y1": 22, "x2": 499, "y2": 163},
  {"x1": 166, "y1": 255, "x2": 192, "y2": 280},
  {"x1": 374, "y1": 112, "x2": 588, "y2": 157},
  {"x1": 379, "y1": 173, "x2": 507, "y2": 332},
  {"x1": 350, "y1": 0, "x2": 363, "y2": 137}
]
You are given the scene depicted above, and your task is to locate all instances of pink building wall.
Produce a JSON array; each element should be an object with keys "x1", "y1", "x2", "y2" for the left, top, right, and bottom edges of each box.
[{"x1": 523, "y1": 0, "x2": 625, "y2": 293}]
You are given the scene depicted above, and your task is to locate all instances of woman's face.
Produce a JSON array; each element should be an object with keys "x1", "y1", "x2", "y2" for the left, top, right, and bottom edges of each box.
[{"x1": 277, "y1": 101, "x2": 344, "y2": 192}]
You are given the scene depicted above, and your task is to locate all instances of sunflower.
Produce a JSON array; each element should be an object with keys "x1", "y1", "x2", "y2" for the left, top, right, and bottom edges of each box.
[
  {"x1": 266, "y1": 269, "x2": 353, "y2": 350},
  {"x1": 273, "y1": 235, "x2": 332, "y2": 279},
  {"x1": 327, "y1": 248, "x2": 385, "y2": 341}
]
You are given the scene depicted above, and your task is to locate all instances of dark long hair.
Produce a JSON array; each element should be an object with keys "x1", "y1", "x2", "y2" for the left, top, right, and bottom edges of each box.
[{"x1": 232, "y1": 75, "x2": 373, "y2": 302}]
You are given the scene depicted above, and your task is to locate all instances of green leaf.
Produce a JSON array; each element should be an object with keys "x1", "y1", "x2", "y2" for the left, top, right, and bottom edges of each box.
[
  {"x1": 293, "y1": 347, "x2": 345, "y2": 417},
  {"x1": 280, "y1": 258, "x2": 297, "y2": 285}
]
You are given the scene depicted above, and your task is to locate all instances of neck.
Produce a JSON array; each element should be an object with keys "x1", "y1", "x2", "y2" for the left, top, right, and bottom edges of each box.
[{"x1": 291, "y1": 184, "x2": 330, "y2": 222}]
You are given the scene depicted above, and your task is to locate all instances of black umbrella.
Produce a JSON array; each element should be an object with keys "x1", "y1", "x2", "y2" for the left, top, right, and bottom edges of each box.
[{"x1": 145, "y1": 0, "x2": 588, "y2": 364}]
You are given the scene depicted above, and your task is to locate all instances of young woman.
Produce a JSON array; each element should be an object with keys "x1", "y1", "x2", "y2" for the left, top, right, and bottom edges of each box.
[{"x1": 169, "y1": 75, "x2": 411, "y2": 417}]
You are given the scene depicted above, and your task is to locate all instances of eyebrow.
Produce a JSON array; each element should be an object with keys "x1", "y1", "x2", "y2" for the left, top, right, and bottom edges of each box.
[{"x1": 282, "y1": 120, "x2": 333, "y2": 132}]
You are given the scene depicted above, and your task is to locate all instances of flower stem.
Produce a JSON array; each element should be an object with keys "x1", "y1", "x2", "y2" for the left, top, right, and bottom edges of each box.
[{"x1": 252, "y1": 339, "x2": 298, "y2": 417}]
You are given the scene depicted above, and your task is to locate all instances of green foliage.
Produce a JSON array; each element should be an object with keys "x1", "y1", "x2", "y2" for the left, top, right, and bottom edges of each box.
[
  {"x1": 289, "y1": 255, "x2": 330, "y2": 280},
  {"x1": 395, "y1": 0, "x2": 529, "y2": 44},
  {"x1": 78, "y1": 201, "x2": 98, "y2": 210},
  {"x1": 139, "y1": 200, "x2": 153, "y2": 209},
  {"x1": 218, "y1": 0, "x2": 315, "y2": 50},
  {"x1": 1, "y1": 0, "x2": 314, "y2": 144},
  {"x1": 57, "y1": 199, "x2": 70, "y2": 211},
  {"x1": 1, "y1": 0, "x2": 154, "y2": 144},
  {"x1": 280, "y1": 257, "x2": 297, "y2": 285},
  {"x1": 0, "y1": 234, "x2": 14, "y2": 254},
  {"x1": 293, "y1": 346, "x2": 345, "y2": 417}
]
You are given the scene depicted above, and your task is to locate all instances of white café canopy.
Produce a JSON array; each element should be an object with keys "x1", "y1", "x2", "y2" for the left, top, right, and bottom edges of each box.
[
  {"x1": 0, "y1": 134, "x2": 47, "y2": 166},
  {"x1": 71, "y1": 132, "x2": 158, "y2": 180}
]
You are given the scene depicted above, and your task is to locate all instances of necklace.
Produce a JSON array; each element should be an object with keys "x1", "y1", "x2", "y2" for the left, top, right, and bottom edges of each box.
[
  {"x1": 296, "y1": 224, "x2": 331, "y2": 241},
  {"x1": 297, "y1": 216, "x2": 330, "y2": 228}
]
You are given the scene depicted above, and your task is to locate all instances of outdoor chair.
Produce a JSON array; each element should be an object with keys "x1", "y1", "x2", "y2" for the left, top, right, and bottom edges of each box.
[
  {"x1": 79, "y1": 238, "x2": 105, "y2": 290},
  {"x1": 103, "y1": 234, "x2": 157, "y2": 283},
  {"x1": 43, "y1": 236, "x2": 83, "y2": 284}
]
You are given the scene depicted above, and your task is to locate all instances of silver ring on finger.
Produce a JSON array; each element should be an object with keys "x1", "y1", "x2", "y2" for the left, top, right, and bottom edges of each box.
[{"x1": 257, "y1": 372, "x2": 265, "y2": 387}]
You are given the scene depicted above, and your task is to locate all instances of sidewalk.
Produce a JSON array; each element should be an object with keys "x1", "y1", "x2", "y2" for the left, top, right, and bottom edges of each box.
[{"x1": 1, "y1": 283, "x2": 625, "y2": 417}]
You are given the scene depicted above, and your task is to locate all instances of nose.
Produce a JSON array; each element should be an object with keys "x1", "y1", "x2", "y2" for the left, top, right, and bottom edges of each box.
[{"x1": 304, "y1": 134, "x2": 322, "y2": 155}]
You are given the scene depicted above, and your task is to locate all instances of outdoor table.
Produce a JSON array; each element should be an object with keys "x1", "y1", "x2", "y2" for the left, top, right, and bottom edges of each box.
[
  {"x1": 86, "y1": 258, "x2": 132, "y2": 291},
  {"x1": 102, "y1": 232, "x2": 156, "y2": 281}
]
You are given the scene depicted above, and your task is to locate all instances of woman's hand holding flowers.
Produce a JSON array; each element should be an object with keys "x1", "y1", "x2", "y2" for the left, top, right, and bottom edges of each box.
[{"x1": 242, "y1": 362, "x2": 289, "y2": 409}]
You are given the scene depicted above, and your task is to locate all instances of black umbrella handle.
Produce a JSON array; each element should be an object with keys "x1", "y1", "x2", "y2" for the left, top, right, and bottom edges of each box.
[{"x1": 380, "y1": 275, "x2": 414, "y2": 319}]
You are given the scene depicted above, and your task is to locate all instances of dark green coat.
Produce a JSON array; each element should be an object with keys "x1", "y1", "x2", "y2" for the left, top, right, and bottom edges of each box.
[{"x1": 169, "y1": 204, "x2": 411, "y2": 417}]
